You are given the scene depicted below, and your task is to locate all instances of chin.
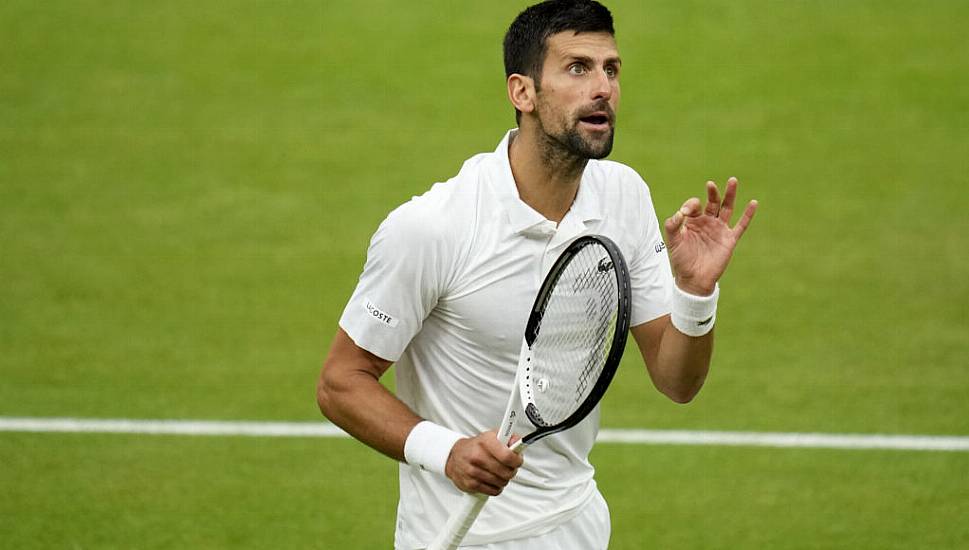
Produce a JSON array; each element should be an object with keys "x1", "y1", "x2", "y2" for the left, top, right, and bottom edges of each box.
[
  {"x1": 576, "y1": 126, "x2": 614, "y2": 158},
  {"x1": 584, "y1": 135, "x2": 614, "y2": 159}
]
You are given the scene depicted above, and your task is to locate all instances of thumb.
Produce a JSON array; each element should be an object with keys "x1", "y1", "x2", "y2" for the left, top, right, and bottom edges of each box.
[
  {"x1": 664, "y1": 210, "x2": 684, "y2": 237},
  {"x1": 665, "y1": 198, "x2": 700, "y2": 237}
]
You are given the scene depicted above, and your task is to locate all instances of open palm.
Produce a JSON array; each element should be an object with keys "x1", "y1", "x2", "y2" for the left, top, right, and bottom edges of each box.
[{"x1": 664, "y1": 177, "x2": 758, "y2": 296}]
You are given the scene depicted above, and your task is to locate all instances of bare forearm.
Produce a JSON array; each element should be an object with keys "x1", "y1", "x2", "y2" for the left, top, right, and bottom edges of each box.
[
  {"x1": 318, "y1": 372, "x2": 420, "y2": 461},
  {"x1": 317, "y1": 330, "x2": 421, "y2": 462},
  {"x1": 632, "y1": 316, "x2": 713, "y2": 403},
  {"x1": 651, "y1": 320, "x2": 713, "y2": 403}
]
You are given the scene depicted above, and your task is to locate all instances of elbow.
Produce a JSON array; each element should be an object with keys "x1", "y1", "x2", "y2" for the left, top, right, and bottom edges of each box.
[
  {"x1": 316, "y1": 364, "x2": 338, "y2": 420},
  {"x1": 664, "y1": 379, "x2": 705, "y2": 404},
  {"x1": 667, "y1": 388, "x2": 698, "y2": 404}
]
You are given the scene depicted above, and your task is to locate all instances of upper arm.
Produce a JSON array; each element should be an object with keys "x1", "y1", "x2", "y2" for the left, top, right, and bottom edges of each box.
[
  {"x1": 324, "y1": 328, "x2": 393, "y2": 380},
  {"x1": 317, "y1": 328, "x2": 392, "y2": 412},
  {"x1": 619, "y1": 167, "x2": 673, "y2": 327},
  {"x1": 338, "y1": 200, "x2": 453, "y2": 363}
]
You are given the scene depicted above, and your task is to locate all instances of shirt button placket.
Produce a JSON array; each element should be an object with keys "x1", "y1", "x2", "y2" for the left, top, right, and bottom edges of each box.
[{"x1": 539, "y1": 221, "x2": 558, "y2": 278}]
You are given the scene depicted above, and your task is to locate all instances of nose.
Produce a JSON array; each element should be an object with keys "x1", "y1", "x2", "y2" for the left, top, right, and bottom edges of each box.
[{"x1": 591, "y1": 68, "x2": 612, "y2": 101}]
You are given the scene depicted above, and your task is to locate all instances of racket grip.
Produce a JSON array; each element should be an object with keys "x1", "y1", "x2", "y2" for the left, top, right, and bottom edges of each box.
[
  {"x1": 426, "y1": 442, "x2": 526, "y2": 550},
  {"x1": 426, "y1": 492, "x2": 489, "y2": 550}
]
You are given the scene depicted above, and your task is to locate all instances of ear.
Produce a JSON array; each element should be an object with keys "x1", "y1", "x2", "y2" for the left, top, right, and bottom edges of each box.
[{"x1": 507, "y1": 74, "x2": 536, "y2": 115}]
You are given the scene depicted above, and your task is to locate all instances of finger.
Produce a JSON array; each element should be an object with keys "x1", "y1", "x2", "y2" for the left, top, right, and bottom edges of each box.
[
  {"x1": 704, "y1": 181, "x2": 721, "y2": 217},
  {"x1": 492, "y1": 461, "x2": 519, "y2": 482},
  {"x1": 719, "y1": 177, "x2": 738, "y2": 222},
  {"x1": 681, "y1": 196, "x2": 702, "y2": 217},
  {"x1": 732, "y1": 199, "x2": 758, "y2": 238},
  {"x1": 466, "y1": 474, "x2": 504, "y2": 496},
  {"x1": 460, "y1": 455, "x2": 515, "y2": 495},
  {"x1": 486, "y1": 438, "x2": 524, "y2": 469},
  {"x1": 469, "y1": 466, "x2": 512, "y2": 492},
  {"x1": 665, "y1": 197, "x2": 701, "y2": 237},
  {"x1": 471, "y1": 445, "x2": 518, "y2": 480},
  {"x1": 664, "y1": 211, "x2": 683, "y2": 237}
]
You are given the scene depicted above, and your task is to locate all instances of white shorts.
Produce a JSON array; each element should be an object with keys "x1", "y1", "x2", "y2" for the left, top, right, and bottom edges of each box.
[{"x1": 457, "y1": 489, "x2": 610, "y2": 550}]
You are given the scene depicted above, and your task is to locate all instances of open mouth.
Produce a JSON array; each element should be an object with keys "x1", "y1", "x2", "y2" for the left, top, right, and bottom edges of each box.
[{"x1": 578, "y1": 113, "x2": 611, "y2": 130}]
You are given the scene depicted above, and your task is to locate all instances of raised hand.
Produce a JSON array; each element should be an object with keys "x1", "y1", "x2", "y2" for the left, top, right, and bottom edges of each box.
[{"x1": 663, "y1": 177, "x2": 758, "y2": 296}]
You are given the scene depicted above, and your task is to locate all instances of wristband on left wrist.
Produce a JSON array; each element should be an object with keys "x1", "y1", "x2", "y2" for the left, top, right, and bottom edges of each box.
[{"x1": 670, "y1": 281, "x2": 719, "y2": 337}]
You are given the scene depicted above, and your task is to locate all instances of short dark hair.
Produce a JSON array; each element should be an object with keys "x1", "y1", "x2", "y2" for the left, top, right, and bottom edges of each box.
[{"x1": 503, "y1": 0, "x2": 615, "y2": 122}]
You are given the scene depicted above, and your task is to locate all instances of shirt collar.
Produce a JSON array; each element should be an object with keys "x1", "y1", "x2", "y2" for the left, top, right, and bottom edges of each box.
[{"x1": 489, "y1": 129, "x2": 603, "y2": 236}]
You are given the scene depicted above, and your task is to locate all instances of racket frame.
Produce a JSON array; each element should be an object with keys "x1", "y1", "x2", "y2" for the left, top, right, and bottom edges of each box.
[
  {"x1": 518, "y1": 235, "x2": 631, "y2": 446},
  {"x1": 427, "y1": 234, "x2": 631, "y2": 550}
]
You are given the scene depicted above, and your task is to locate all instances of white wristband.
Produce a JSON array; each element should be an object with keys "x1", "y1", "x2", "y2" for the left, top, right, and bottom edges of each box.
[
  {"x1": 403, "y1": 421, "x2": 464, "y2": 476},
  {"x1": 670, "y1": 282, "x2": 720, "y2": 337}
]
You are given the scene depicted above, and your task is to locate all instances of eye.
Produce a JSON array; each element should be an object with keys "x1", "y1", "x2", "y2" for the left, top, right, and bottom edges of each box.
[
  {"x1": 568, "y1": 63, "x2": 587, "y2": 76},
  {"x1": 605, "y1": 65, "x2": 619, "y2": 78}
]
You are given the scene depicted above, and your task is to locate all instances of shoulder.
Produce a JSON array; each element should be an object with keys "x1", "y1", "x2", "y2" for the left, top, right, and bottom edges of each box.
[
  {"x1": 373, "y1": 153, "x2": 487, "y2": 259},
  {"x1": 387, "y1": 156, "x2": 484, "y2": 230}
]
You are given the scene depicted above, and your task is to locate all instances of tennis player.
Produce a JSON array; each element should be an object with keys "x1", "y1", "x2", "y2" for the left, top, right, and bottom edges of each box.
[{"x1": 318, "y1": 1, "x2": 757, "y2": 548}]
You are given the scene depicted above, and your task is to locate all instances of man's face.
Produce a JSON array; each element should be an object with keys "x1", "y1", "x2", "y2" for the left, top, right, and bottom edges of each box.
[{"x1": 533, "y1": 31, "x2": 621, "y2": 160}]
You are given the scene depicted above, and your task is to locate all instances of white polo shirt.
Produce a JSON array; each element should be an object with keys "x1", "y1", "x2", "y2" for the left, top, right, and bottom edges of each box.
[{"x1": 339, "y1": 130, "x2": 673, "y2": 548}]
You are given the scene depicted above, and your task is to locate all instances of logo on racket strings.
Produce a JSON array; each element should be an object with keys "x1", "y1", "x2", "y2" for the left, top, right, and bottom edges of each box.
[{"x1": 596, "y1": 257, "x2": 613, "y2": 273}]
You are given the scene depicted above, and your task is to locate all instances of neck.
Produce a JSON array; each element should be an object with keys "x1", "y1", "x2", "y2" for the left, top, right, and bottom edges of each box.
[{"x1": 508, "y1": 128, "x2": 587, "y2": 223}]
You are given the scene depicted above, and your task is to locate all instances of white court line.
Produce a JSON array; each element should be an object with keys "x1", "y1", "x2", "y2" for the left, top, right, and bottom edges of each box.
[
  {"x1": 1, "y1": 417, "x2": 968, "y2": 452},
  {"x1": 595, "y1": 428, "x2": 969, "y2": 452}
]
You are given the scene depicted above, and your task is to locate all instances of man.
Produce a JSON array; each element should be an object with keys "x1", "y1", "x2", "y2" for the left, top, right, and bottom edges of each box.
[{"x1": 318, "y1": 1, "x2": 757, "y2": 548}]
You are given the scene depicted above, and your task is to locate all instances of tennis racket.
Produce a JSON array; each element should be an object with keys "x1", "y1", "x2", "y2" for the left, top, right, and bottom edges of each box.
[{"x1": 427, "y1": 234, "x2": 632, "y2": 550}]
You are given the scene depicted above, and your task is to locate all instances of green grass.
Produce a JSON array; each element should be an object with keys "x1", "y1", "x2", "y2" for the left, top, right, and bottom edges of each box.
[
  {"x1": 0, "y1": 433, "x2": 396, "y2": 548},
  {"x1": 595, "y1": 444, "x2": 969, "y2": 549},
  {"x1": 1, "y1": 0, "x2": 967, "y2": 548},
  {"x1": 1, "y1": 434, "x2": 966, "y2": 548}
]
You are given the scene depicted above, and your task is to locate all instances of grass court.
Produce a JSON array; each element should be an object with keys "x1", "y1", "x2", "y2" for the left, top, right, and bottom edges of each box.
[{"x1": 1, "y1": 1, "x2": 967, "y2": 547}]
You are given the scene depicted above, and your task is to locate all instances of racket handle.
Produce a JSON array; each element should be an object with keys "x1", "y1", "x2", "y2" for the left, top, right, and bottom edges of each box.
[
  {"x1": 426, "y1": 442, "x2": 526, "y2": 550},
  {"x1": 426, "y1": 492, "x2": 489, "y2": 550}
]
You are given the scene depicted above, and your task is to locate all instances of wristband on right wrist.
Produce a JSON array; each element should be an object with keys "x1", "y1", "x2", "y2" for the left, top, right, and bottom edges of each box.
[
  {"x1": 403, "y1": 420, "x2": 464, "y2": 476},
  {"x1": 670, "y1": 281, "x2": 719, "y2": 337}
]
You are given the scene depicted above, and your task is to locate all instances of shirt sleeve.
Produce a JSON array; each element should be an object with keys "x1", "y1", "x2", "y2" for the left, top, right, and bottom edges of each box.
[
  {"x1": 339, "y1": 201, "x2": 448, "y2": 362},
  {"x1": 626, "y1": 174, "x2": 674, "y2": 327}
]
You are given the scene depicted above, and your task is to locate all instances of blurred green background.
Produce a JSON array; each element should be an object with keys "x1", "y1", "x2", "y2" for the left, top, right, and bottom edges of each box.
[{"x1": 1, "y1": 0, "x2": 967, "y2": 548}]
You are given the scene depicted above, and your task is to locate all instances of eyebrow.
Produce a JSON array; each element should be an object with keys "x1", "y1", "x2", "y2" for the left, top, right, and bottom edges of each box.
[{"x1": 565, "y1": 54, "x2": 622, "y2": 67}]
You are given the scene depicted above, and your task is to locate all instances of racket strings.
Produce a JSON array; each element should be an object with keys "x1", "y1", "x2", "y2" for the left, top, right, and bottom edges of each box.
[{"x1": 527, "y1": 243, "x2": 620, "y2": 427}]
